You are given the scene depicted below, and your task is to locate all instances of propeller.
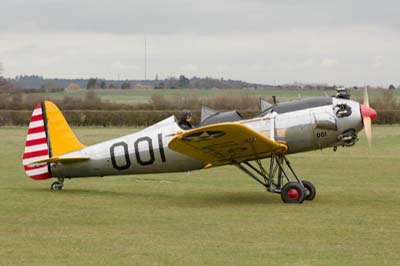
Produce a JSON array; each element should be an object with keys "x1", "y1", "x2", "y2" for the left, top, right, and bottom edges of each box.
[{"x1": 360, "y1": 88, "x2": 377, "y2": 150}]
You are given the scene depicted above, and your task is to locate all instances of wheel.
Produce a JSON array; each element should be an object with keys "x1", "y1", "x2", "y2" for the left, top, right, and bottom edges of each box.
[
  {"x1": 281, "y1": 182, "x2": 305, "y2": 203},
  {"x1": 302, "y1": 180, "x2": 316, "y2": 201},
  {"x1": 51, "y1": 181, "x2": 62, "y2": 191}
]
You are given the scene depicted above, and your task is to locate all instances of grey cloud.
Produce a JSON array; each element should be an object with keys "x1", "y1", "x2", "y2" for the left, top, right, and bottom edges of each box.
[
  {"x1": 1, "y1": 0, "x2": 399, "y2": 86},
  {"x1": 2, "y1": 0, "x2": 399, "y2": 34}
]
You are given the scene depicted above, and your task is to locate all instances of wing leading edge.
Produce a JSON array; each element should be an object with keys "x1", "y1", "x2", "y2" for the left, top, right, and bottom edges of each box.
[{"x1": 168, "y1": 123, "x2": 288, "y2": 167}]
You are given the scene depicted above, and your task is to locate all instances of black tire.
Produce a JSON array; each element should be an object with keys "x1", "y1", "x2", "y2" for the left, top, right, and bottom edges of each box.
[
  {"x1": 302, "y1": 180, "x2": 316, "y2": 201},
  {"x1": 281, "y1": 182, "x2": 305, "y2": 203},
  {"x1": 51, "y1": 182, "x2": 62, "y2": 191}
]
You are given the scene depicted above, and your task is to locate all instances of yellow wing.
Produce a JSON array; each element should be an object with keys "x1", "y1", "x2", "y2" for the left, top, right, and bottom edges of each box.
[{"x1": 168, "y1": 123, "x2": 288, "y2": 167}]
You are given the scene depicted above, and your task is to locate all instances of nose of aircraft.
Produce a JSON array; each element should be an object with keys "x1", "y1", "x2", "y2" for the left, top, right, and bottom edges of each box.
[{"x1": 360, "y1": 104, "x2": 377, "y2": 121}]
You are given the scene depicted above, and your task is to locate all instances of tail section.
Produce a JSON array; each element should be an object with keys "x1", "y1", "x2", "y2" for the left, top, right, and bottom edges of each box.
[{"x1": 22, "y1": 101, "x2": 85, "y2": 180}]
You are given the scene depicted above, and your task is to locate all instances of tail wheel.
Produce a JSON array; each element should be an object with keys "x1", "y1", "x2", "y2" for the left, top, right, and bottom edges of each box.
[
  {"x1": 281, "y1": 182, "x2": 305, "y2": 203},
  {"x1": 302, "y1": 180, "x2": 316, "y2": 201}
]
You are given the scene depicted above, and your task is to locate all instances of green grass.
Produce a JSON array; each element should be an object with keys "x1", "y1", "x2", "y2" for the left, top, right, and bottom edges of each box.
[
  {"x1": 25, "y1": 88, "x2": 400, "y2": 104},
  {"x1": 1, "y1": 125, "x2": 399, "y2": 266}
]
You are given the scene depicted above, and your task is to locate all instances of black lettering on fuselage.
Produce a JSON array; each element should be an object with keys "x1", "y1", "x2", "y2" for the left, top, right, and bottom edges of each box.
[
  {"x1": 317, "y1": 131, "x2": 327, "y2": 138},
  {"x1": 158, "y1": 133, "x2": 166, "y2": 162},
  {"x1": 134, "y1": 137, "x2": 155, "y2": 166},
  {"x1": 109, "y1": 134, "x2": 167, "y2": 170},
  {"x1": 110, "y1": 142, "x2": 131, "y2": 170}
]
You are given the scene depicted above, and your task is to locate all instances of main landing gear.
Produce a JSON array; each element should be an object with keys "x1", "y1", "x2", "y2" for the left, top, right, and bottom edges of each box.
[
  {"x1": 51, "y1": 177, "x2": 64, "y2": 191},
  {"x1": 236, "y1": 154, "x2": 316, "y2": 203}
]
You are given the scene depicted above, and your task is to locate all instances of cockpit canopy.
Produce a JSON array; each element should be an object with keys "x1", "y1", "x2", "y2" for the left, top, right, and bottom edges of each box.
[
  {"x1": 258, "y1": 97, "x2": 333, "y2": 116},
  {"x1": 197, "y1": 97, "x2": 334, "y2": 127},
  {"x1": 199, "y1": 110, "x2": 243, "y2": 126}
]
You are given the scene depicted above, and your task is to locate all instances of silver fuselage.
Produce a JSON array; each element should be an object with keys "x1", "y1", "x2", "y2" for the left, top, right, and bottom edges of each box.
[{"x1": 51, "y1": 97, "x2": 363, "y2": 178}]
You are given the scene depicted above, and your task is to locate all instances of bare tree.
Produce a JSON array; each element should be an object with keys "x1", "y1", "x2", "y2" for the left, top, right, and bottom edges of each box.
[
  {"x1": 0, "y1": 62, "x2": 5, "y2": 87},
  {"x1": 0, "y1": 62, "x2": 12, "y2": 91}
]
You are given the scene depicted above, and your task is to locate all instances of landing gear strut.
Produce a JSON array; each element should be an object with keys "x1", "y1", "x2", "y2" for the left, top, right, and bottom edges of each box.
[
  {"x1": 51, "y1": 177, "x2": 64, "y2": 191},
  {"x1": 236, "y1": 154, "x2": 316, "y2": 203}
]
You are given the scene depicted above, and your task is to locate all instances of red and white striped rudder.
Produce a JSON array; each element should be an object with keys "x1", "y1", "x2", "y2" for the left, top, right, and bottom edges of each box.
[{"x1": 22, "y1": 102, "x2": 52, "y2": 180}]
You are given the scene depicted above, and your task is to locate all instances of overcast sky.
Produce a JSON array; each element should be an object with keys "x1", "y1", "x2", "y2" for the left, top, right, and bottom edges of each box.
[{"x1": 1, "y1": 0, "x2": 399, "y2": 86}]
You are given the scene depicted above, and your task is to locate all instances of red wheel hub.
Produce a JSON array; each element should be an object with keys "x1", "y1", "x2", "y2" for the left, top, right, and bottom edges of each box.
[{"x1": 287, "y1": 188, "x2": 299, "y2": 199}]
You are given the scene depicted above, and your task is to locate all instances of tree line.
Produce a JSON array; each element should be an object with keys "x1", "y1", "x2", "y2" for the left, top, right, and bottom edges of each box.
[
  {"x1": 7, "y1": 75, "x2": 269, "y2": 90},
  {"x1": 0, "y1": 89, "x2": 399, "y2": 126}
]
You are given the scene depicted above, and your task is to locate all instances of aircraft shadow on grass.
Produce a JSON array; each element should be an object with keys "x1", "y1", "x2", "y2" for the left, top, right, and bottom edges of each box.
[{"x1": 21, "y1": 187, "x2": 282, "y2": 206}]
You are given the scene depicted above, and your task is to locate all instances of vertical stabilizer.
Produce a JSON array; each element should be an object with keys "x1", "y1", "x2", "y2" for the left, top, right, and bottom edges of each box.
[
  {"x1": 43, "y1": 100, "x2": 85, "y2": 157},
  {"x1": 22, "y1": 101, "x2": 85, "y2": 180}
]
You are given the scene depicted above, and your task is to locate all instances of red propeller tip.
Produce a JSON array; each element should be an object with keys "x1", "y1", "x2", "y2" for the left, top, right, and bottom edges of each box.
[{"x1": 361, "y1": 104, "x2": 377, "y2": 121}]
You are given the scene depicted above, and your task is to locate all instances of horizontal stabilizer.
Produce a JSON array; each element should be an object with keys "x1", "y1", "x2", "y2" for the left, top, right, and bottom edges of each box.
[{"x1": 29, "y1": 156, "x2": 90, "y2": 166}]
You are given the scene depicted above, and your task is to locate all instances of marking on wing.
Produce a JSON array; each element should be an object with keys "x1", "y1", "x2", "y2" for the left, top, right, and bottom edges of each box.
[{"x1": 182, "y1": 131, "x2": 226, "y2": 142}]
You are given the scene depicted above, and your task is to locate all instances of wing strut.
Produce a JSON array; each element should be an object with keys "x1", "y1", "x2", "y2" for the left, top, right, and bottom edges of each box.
[{"x1": 269, "y1": 112, "x2": 277, "y2": 141}]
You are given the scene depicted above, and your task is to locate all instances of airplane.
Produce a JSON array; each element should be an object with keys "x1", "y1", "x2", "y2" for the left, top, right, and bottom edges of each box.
[{"x1": 22, "y1": 88, "x2": 377, "y2": 203}]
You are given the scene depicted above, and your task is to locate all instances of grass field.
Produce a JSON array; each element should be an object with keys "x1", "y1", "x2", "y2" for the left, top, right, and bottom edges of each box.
[
  {"x1": 25, "y1": 88, "x2": 400, "y2": 104},
  {"x1": 1, "y1": 125, "x2": 399, "y2": 266}
]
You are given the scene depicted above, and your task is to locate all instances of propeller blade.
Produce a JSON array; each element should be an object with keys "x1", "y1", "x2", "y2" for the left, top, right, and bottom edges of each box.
[
  {"x1": 361, "y1": 88, "x2": 376, "y2": 151},
  {"x1": 363, "y1": 116, "x2": 372, "y2": 151},
  {"x1": 363, "y1": 87, "x2": 370, "y2": 107}
]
